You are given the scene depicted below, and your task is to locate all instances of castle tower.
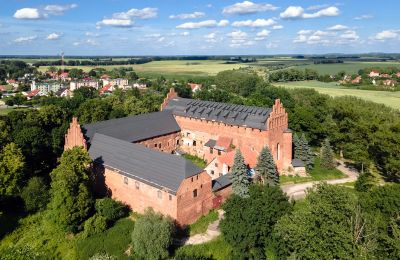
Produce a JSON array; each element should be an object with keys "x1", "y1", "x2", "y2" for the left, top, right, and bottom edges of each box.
[{"x1": 64, "y1": 117, "x2": 87, "y2": 150}]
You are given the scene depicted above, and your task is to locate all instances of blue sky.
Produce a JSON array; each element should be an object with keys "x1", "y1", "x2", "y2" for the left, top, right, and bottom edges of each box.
[{"x1": 0, "y1": 0, "x2": 399, "y2": 55}]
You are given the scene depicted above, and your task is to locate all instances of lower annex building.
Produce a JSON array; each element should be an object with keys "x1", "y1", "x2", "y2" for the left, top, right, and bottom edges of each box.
[{"x1": 64, "y1": 88, "x2": 292, "y2": 225}]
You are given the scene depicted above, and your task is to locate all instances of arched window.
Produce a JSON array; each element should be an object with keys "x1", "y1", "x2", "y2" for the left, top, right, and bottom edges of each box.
[{"x1": 277, "y1": 143, "x2": 281, "y2": 160}]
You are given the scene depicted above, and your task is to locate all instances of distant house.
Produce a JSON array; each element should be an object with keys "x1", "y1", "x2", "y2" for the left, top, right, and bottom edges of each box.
[
  {"x1": 31, "y1": 81, "x2": 66, "y2": 94},
  {"x1": 291, "y1": 159, "x2": 307, "y2": 177},
  {"x1": 383, "y1": 79, "x2": 397, "y2": 87},
  {"x1": 396, "y1": 72, "x2": 400, "y2": 78},
  {"x1": 351, "y1": 76, "x2": 362, "y2": 84},
  {"x1": 132, "y1": 83, "x2": 147, "y2": 89},
  {"x1": 70, "y1": 79, "x2": 99, "y2": 91},
  {"x1": 0, "y1": 86, "x2": 8, "y2": 92},
  {"x1": 102, "y1": 78, "x2": 129, "y2": 88},
  {"x1": 381, "y1": 73, "x2": 391, "y2": 78},
  {"x1": 24, "y1": 89, "x2": 43, "y2": 99},
  {"x1": 6, "y1": 79, "x2": 19, "y2": 89},
  {"x1": 188, "y1": 83, "x2": 202, "y2": 93},
  {"x1": 100, "y1": 74, "x2": 110, "y2": 80},
  {"x1": 56, "y1": 87, "x2": 72, "y2": 97},
  {"x1": 99, "y1": 84, "x2": 116, "y2": 94},
  {"x1": 369, "y1": 71, "x2": 380, "y2": 77}
]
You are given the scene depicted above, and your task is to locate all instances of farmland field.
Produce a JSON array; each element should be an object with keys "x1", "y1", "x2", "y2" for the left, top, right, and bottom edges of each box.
[
  {"x1": 37, "y1": 60, "x2": 249, "y2": 78},
  {"x1": 275, "y1": 81, "x2": 400, "y2": 110},
  {"x1": 288, "y1": 62, "x2": 400, "y2": 74}
]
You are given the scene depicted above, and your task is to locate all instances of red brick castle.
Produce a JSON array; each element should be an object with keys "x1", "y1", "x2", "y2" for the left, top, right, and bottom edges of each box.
[{"x1": 64, "y1": 88, "x2": 292, "y2": 225}]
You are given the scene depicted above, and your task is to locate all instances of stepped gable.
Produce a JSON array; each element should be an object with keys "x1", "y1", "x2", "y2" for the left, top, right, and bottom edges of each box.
[
  {"x1": 82, "y1": 110, "x2": 181, "y2": 144},
  {"x1": 164, "y1": 97, "x2": 272, "y2": 130},
  {"x1": 89, "y1": 133, "x2": 203, "y2": 194},
  {"x1": 64, "y1": 117, "x2": 87, "y2": 150}
]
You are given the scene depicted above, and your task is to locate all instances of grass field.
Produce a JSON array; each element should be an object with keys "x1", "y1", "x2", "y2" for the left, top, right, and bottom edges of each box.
[
  {"x1": 280, "y1": 158, "x2": 346, "y2": 184},
  {"x1": 290, "y1": 61, "x2": 400, "y2": 74},
  {"x1": 187, "y1": 210, "x2": 218, "y2": 236},
  {"x1": 37, "y1": 60, "x2": 248, "y2": 77},
  {"x1": 275, "y1": 81, "x2": 400, "y2": 110}
]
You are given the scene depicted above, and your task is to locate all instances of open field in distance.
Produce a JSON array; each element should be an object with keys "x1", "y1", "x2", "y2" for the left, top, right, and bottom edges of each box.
[
  {"x1": 288, "y1": 62, "x2": 400, "y2": 74},
  {"x1": 276, "y1": 81, "x2": 400, "y2": 110}
]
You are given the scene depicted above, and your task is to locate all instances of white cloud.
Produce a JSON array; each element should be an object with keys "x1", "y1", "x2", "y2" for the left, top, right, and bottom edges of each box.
[
  {"x1": 180, "y1": 31, "x2": 190, "y2": 36},
  {"x1": 96, "y1": 18, "x2": 133, "y2": 27},
  {"x1": 112, "y1": 8, "x2": 158, "y2": 20},
  {"x1": 354, "y1": 14, "x2": 373, "y2": 20},
  {"x1": 14, "y1": 8, "x2": 41, "y2": 19},
  {"x1": 255, "y1": 29, "x2": 270, "y2": 40},
  {"x1": 223, "y1": 1, "x2": 278, "y2": 15},
  {"x1": 218, "y1": 20, "x2": 230, "y2": 27},
  {"x1": 303, "y1": 6, "x2": 339, "y2": 18},
  {"x1": 307, "y1": 4, "x2": 329, "y2": 11},
  {"x1": 204, "y1": 32, "x2": 218, "y2": 43},
  {"x1": 373, "y1": 30, "x2": 399, "y2": 41},
  {"x1": 14, "y1": 4, "x2": 77, "y2": 19},
  {"x1": 227, "y1": 30, "x2": 254, "y2": 47},
  {"x1": 85, "y1": 32, "x2": 100, "y2": 37},
  {"x1": 327, "y1": 24, "x2": 348, "y2": 31},
  {"x1": 73, "y1": 39, "x2": 99, "y2": 46},
  {"x1": 157, "y1": 37, "x2": 165, "y2": 42},
  {"x1": 298, "y1": 30, "x2": 313, "y2": 35},
  {"x1": 176, "y1": 20, "x2": 228, "y2": 29},
  {"x1": 340, "y1": 30, "x2": 359, "y2": 41},
  {"x1": 14, "y1": 35, "x2": 37, "y2": 43},
  {"x1": 280, "y1": 6, "x2": 339, "y2": 19},
  {"x1": 232, "y1": 18, "x2": 276, "y2": 27},
  {"x1": 272, "y1": 25, "x2": 283, "y2": 30},
  {"x1": 169, "y1": 12, "x2": 205, "y2": 19},
  {"x1": 293, "y1": 34, "x2": 307, "y2": 43},
  {"x1": 266, "y1": 42, "x2": 278, "y2": 48},
  {"x1": 46, "y1": 33, "x2": 62, "y2": 40},
  {"x1": 280, "y1": 6, "x2": 304, "y2": 19},
  {"x1": 43, "y1": 4, "x2": 77, "y2": 15}
]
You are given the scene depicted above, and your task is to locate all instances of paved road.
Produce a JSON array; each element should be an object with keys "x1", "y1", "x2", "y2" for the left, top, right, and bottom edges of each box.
[{"x1": 281, "y1": 160, "x2": 359, "y2": 200}]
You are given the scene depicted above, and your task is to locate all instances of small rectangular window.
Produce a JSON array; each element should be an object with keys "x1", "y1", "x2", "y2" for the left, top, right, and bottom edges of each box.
[
  {"x1": 154, "y1": 143, "x2": 157, "y2": 147},
  {"x1": 210, "y1": 147, "x2": 213, "y2": 154},
  {"x1": 193, "y1": 189, "x2": 198, "y2": 198},
  {"x1": 158, "y1": 143, "x2": 161, "y2": 148},
  {"x1": 196, "y1": 175, "x2": 199, "y2": 180},
  {"x1": 135, "y1": 181, "x2": 140, "y2": 189},
  {"x1": 176, "y1": 140, "x2": 179, "y2": 145},
  {"x1": 191, "y1": 177, "x2": 193, "y2": 182},
  {"x1": 215, "y1": 163, "x2": 218, "y2": 167},
  {"x1": 218, "y1": 150, "x2": 221, "y2": 155},
  {"x1": 211, "y1": 170, "x2": 214, "y2": 175},
  {"x1": 169, "y1": 195, "x2": 172, "y2": 201},
  {"x1": 124, "y1": 177, "x2": 128, "y2": 184},
  {"x1": 157, "y1": 190, "x2": 162, "y2": 199}
]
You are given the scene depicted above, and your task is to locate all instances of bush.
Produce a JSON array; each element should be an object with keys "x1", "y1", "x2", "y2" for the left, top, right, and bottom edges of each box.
[
  {"x1": 95, "y1": 198, "x2": 129, "y2": 224},
  {"x1": 174, "y1": 250, "x2": 214, "y2": 260},
  {"x1": 89, "y1": 252, "x2": 115, "y2": 260},
  {"x1": 21, "y1": 177, "x2": 49, "y2": 212},
  {"x1": 132, "y1": 208, "x2": 174, "y2": 260},
  {"x1": 83, "y1": 214, "x2": 108, "y2": 238}
]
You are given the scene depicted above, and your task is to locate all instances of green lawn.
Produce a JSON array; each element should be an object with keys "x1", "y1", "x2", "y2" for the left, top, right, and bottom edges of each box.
[
  {"x1": 174, "y1": 236, "x2": 232, "y2": 260},
  {"x1": 188, "y1": 210, "x2": 218, "y2": 236},
  {"x1": 280, "y1": 158, "x2": 346, "y2": 184},
  {"x1": 276, "y1": 81, "x2": 400, "y2": 110},
  {"x1": 76, "y1": 218, "x2": 135, "y2": 259},
  {"x1": 290, "y1": 62, "x2": 400, "y2": 75},
  {"x1": 182, "y1": 154, "x2": 207, "y2": 169}
]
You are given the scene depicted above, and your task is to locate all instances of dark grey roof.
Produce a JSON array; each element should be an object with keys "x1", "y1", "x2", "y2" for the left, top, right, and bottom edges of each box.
[
  {"x1": 204, "y1": 139, "x2": 216, "y2": 148},
  {"x1": 89, "y1": 133, "x2": 203, "y2": 194},
  {"x1": 82, "y1": 111, "x2": 180, "y2": 143},
  {"x1": 164, "y1": 97, "x2": 272, "y2": 130},
  {"x1": 212, "y1": 174, "x2": 232, "y2": 191},
  {"x1": 55, "y1": 87, "x2": 67, "y2": 96},
  {"x1": 292, "y1": 159, "x2": 305, "y2": 167}
]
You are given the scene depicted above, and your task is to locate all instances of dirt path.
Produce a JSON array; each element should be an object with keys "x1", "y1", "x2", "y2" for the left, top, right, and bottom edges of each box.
[
  {"x1": 281, "y1": 160, "x2": 359, "y2": 200},
  {"x1": 174, "y1": 210, "x2": 224, "y2": 246}
]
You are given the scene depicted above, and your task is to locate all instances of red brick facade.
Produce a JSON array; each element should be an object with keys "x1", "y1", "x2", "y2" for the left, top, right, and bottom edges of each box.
[
  {"x1": 64, "y1": 117, "x2": 86, "y2": 150},
  {"x1": 101, "y1": 166, "x2": 213, "y2": 225},
  {"x1": 136, "y1": 132, "x2": 180, "y2": 154}
]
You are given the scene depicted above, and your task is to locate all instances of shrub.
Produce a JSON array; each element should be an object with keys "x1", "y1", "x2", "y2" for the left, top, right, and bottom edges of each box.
[
  {"x1": 83, "y1": 214, "x2": 108, "y2": 238},
  {"x1": 21, "y1": 177, "x2": 49, "y2": 212},
  {"x1": 89, "y1": 252, "x2": 115, "y2": 260},
  {"x1": 95, "y1": 198, "x2": 129, "y2": 224},
  {"x1": 174, "y1": 250, "x2": 214, "y2": 260},
  {"x1": 132, "y1": 208, "x2": 174, "y2": 260}
]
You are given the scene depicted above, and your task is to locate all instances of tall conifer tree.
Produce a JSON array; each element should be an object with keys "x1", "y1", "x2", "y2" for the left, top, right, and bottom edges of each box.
[
  {"x1": 321, "y1": 138, "x2": 335, "y2": 169},
  {"x1": 230, "y1": 149, "x2": 250, "y2": 198},
  {"x1": 256, "y1": 146, "x2": 279, "y2": 186}
]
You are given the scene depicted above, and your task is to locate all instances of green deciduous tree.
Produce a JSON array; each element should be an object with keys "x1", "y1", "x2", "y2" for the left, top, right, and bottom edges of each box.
[
  {"x1": 95, "y1": 198, "x2": 129, "y2": 224},
  {"x1": 273, "y1": 184, "x2": 366, "y2": 259},
  {"x1": 0, "y1": 143, "x2": 25, "y2": 196},
  {"x1": 355, "y1": 171, "x2": 378, "y2": 192},
  {"x1": 131, "y1": 209, "x2": 174, "y2": 260},
  {"x1": 21, "y1": 176, "x2": 49, "y2": 212},
  {"x1": 47, "y1": 147, "x2": 93, "y2": 232},
  {"x1": 220, "y1": 185, "x2": 292, "y2": 259},
  {"x1": 230, "y1": 149, "x2": 250, "y2": 198},
  {"x1": 255, "y1": 146, "x2": 279, "y2": 186},
  {"x1": 320, "y1": 138, "x2": 336, "y2": 169}
]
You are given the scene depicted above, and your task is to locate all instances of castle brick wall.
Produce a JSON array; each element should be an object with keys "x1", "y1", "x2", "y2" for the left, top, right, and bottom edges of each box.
[
  {"x1": 136, "y1": 132, "x2": 180, "y2": 154},
  {"x1": 176, "y1": 171, "x2": 214, "y2": 225}
]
